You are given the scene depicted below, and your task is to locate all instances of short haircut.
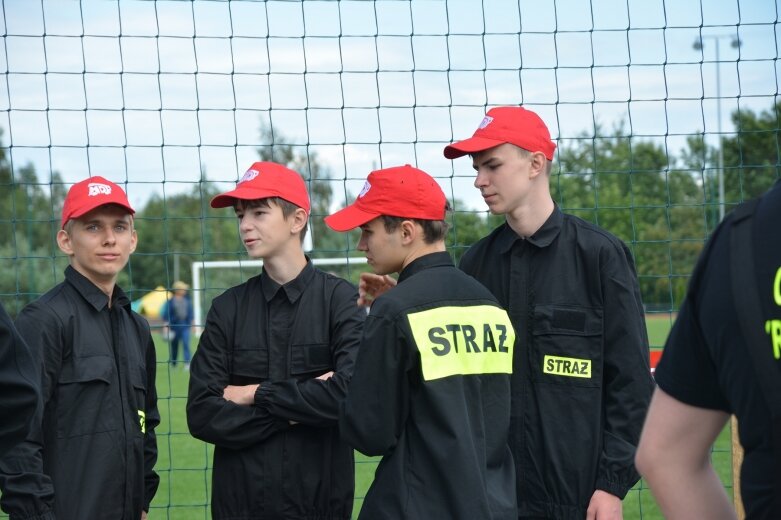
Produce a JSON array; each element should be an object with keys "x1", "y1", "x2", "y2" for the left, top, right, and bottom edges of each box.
[
  {"x1": 380, "y1": 201, "x2": 452, "y2": 244},
  {"x1": 235, "y1": 197, "x2": 309, "y2": 243},
  {"x1": 515, "y1": 146, "x2": 553, "y2": 176}
]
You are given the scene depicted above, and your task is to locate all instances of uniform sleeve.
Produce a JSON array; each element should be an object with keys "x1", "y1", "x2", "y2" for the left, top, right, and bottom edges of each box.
[
  {"x1": 0, "y1": 303, "x2": 39, "y2": 460},
  {"x1": 339, "y1": 309, "x2": 411, "y2": 456},
  {"x1": 595, "y1": 242, "x2": 655, "y2": 499},
  {"x1": 186, "y1": 300, "x2": 288, "y2": 449},
  {"x1": 254, "y1": 281, "x2": 365, "y2": 426},
  {"x1": 0, "y1": 304, "x2": 60, "y2": 520},
  {"x1": 142, "y1": 331, "x2": 160, "y2": 512}
]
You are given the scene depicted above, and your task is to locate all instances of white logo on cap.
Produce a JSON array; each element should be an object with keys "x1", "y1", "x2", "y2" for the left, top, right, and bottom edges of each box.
[
  {"x1": 88, "y1": 183, "x2": 112, "y2": 196},
  {"x1": 239, "y1": 169, "x2": 259, "y2": 184},
  {"x1": 478, "y1": 115, "x2": 494, "y2": 130},
  {"x1": 358, "y1": 181, "x2": 372, "y2": 198}
]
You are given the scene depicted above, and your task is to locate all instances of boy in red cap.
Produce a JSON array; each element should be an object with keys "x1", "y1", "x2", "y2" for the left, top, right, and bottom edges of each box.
[
  {"x1": 186, "y1": 162, "x2": 365, "y2": 520},
  {"x1": 326, "y1": 165, "x2": 517, "y2": 520},
  {"x1": 0, "y1": 176, "x2": 160, "y2": 520},
  {"x1": 445, "y1": 106, "x2": 654, "y2": 520}
]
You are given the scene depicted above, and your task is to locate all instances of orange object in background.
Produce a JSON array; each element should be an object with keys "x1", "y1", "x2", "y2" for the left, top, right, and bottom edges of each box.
[{"x1": 650, "y1": 350, "x2": 663, "y2": 375}]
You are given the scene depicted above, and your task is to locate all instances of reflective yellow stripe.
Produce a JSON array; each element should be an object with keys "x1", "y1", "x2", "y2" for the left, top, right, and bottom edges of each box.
[
  {"x1": 774, "y1": 266, "x2": 781, "y2": 306},
  {"x1": 766, "y1": 320, "x2": 781, "y2": 360},
  {"x1": 138, "y1": 410, "x2": 146, "y2": 433},
  {"x1": 543, "y1": 355, "x2": 592, "y2": 378},
  {"x1": 407, "y1": 305, "x2": 514, "y2": 381}
]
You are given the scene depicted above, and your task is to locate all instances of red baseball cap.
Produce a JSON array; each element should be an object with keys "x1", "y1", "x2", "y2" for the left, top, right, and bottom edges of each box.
[
  {"x1": 324, "y1": 165, "x2": 446, "y2": 232},
  {"x1": 210, "y1": 162, "x2": 311, "y2": 213},
  {"x1": 444, "y1": 106, "x2": 556, "y2": 160},
  {"x1": 61, "y1": 176, "x2": 135, "y2": 228}
]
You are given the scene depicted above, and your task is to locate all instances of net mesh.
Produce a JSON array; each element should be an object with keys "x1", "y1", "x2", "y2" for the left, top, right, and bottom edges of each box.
[{"x1": 1, "y1": 0, "x2": 778, "y2": 518}]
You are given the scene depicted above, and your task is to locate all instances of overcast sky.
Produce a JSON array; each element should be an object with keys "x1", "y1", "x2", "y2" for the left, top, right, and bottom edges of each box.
[{"x1": 1, "y1": 0, "x2": 777, "y2": 212}]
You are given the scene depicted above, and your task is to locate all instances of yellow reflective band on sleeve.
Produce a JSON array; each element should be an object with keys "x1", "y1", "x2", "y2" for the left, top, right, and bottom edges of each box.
[
  {"x1": 774, "y1": 266, "x2": 781, "y2": 306},
  {"x1": 138, "y1": 410, "x2": 146, "y2": 433},
  {"x1": 766, "y1": 319, "x2": 781, "y2": 360},
  {"x1": 543, "y1": 355, "x2": 592, "y2": 378},
  {"x1": 406, "y1": 305, "x2": 514, "y2": 381}
]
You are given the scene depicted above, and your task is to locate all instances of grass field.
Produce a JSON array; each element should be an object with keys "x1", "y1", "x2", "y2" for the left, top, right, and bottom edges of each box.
[{"x1": 1, "y1": 316, "x2": 734, "y2": 519}]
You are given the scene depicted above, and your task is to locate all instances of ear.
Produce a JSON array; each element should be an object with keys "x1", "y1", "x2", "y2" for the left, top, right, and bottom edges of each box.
[
  {"x1": 57, "y1": 229, "x2": 74, "y2": 256},
  {"x1": 289, "y1": 207, "x2": 308, "y2": 235},
  {"x1": 399, "y1": 220, "x2": 418, "y2": 245},
  {"x1": 129, "y1": 228, "x2": 138, "y2": 254},
  {"x1": 529, "y1": 152, "x2": 548, "y2": 180}
]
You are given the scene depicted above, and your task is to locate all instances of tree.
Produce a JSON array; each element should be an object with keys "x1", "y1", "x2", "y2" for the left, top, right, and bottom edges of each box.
[
  {"x1": 556, "y1": 123, "x2": 705, "y2": 308},
  {"x1": 255, "y1": 124, "x2": 347, "y2": 257},
  {"x1": 0, "y1": 130, "x2": 69, "y2": 311},
  {"x1": 130, "y1": 172, "x2": 240, "y2": 296},
  {"x1": 723, "y1": 101, "x2": 781, "y2": 202}
]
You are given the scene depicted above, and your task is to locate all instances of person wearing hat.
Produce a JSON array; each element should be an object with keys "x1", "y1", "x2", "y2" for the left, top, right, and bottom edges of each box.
[
  {"x1": 186, "y1": 162, "x2": 365, "y2": 520},
  {"x1": 160, "y1": 280, "x2": 194, "y2": 369},
  {"x1": 442, "y1": 106, "x2": 654, "y2": 519},
  {"x1": 0, "y1": 176, "x2": 160, "y2": 520},
  {"x1": 326, "y1": 165, "x2": 517, "y2": 520}
]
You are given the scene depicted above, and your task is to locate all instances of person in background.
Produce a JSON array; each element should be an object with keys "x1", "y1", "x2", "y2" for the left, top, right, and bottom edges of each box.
[
  {"x1": 186, "y1": 162, "x2": 365, "y2": 520},
  {"x1": 636, "y1": 180, "x2": 781, "y2": 520},
  {"x1": 326, "y1": 164, "x2": 517, "y2": 520},
  {"x1": 0, "y1": 301, "x2": 39, "y2": 460},
  {"x1": 161, "y1": 280, "x2": 194, "y2": 370},
  {"x1": 0, "y1": 176, "x2": 159, "y2": 520}
]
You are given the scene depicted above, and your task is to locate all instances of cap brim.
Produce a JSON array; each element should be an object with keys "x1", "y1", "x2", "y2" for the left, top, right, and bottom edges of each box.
[
  {"x1": 210, "y1": 193, "x2": 239, "y2": 208},
  {"x1": 444, "y1": 136, "x2": 507, "y2": 159},
  {"x1": 210, "y1": 186, "x2": 268, "y2": 208},
  {"x1": 65, "y1": 202, "x2": 135, "y2": 227},
  {"x1": 324, "y1": 205, "x2": 380, "y2": 232}
]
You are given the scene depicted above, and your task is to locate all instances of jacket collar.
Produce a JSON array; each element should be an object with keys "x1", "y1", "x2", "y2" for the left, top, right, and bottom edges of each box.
[
  {"x1": 496, "y1": 204, "x2": 564, "y2": 254},
  {"x1": 64, "y1": 265, "x2": 130, "y2": 311},
  {"x1": 261, "y1": 257, "x2": 315, "y2": 304},
  {"x1": 398, "y1": 251, "x2": 453, "y2": 284}
]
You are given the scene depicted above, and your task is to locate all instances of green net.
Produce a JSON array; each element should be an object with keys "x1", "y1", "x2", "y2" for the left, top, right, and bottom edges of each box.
[{"x1": 1, "y1": 0, "x2": 778, "y2": 518}]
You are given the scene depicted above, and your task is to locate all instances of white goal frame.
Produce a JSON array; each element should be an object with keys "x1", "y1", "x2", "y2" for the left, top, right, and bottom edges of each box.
[{"x1": 191, "y1": 256, "x2": 369, "y2": 334}]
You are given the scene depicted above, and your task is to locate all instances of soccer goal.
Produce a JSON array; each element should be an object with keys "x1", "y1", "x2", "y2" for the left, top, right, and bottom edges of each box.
[{"x1": 191, "y1": 256, "x2": 369, "y2": 334}]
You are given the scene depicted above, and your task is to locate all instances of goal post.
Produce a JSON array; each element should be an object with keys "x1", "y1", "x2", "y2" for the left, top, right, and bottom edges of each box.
[{"x1": 191, "y1": 256, "x2": 369, "y2": 335}]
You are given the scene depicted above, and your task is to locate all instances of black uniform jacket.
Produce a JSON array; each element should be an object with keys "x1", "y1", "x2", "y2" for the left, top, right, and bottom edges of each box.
[
  {"x1": 340, "y1": 252, "x2": 517, "y2": 520},
  {"x1": 460, "y1": 207, "x2": 654, "y2": 519},
  {"x1": 0, "y1": 303, "x2": 39, "y2": 460},
  {"x1": 0, "y1": 266, "x2": 160, "y2": 520},
  {"x1": 655, "y1": 180, "x2": 781, "y2": 520},
  {"x1": 186, "y1": 261, "x2": 365, "y2": 520}
]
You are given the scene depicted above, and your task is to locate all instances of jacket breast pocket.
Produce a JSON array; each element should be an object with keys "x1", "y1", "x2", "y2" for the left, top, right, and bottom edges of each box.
[
  {"x1": 290, "y1": 343, "x2": 332, "y2": 377},
  {"x1": 56, "y1": 356, "x2": 118, "y2": 438},
  {"x1": 229, "y1": 349, "x2": 269, "y2": 385},
  {"x1": 531, "y1": 304, "x2": 603, "y2": 388},
  {"x1": 131, "y1": 367, "x2": 148, "y2": 434}
]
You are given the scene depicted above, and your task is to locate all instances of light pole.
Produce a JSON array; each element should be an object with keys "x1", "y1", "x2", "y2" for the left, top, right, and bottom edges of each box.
[{"x1": 693, "y1": 35, "x2": 740, "y2": 222}]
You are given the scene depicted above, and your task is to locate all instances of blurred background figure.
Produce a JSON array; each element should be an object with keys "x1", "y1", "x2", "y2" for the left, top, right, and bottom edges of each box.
[{"x1": 162, "y1": 280, "x2": 194, "y2": 370}]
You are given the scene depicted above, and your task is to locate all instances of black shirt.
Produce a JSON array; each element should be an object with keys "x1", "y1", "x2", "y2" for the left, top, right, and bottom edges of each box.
[
  {"x1": 459, "y1": 206, "x2": 654, "y2": 519},
  {"x1": 0, "y1": 302, "x2": 38, "y2": 460},
  {"x1": 186, "y1": 260, "x2": 365, "y2": 520},
  {"x1": 0, "y1": 266, "x2": 160, "y2": 520},
  {"x1": 655, "y1": 181, "x2": 781, "y2": 520},
  {"x1": 341, "y1": 252, "x2": 517, "y2": 520}
]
